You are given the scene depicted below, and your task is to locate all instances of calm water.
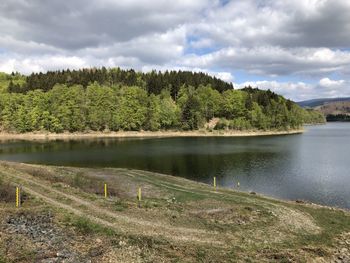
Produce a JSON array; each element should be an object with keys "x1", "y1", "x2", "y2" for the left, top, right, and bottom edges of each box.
[{"x1": 0, "y1": 123, "x2": 349, "y2": 209}]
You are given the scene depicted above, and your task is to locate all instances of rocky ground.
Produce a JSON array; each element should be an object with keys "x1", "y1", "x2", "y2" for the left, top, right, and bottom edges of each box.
[{"x1": 2, "y1": 212, "x2": 86, "y2": 262}]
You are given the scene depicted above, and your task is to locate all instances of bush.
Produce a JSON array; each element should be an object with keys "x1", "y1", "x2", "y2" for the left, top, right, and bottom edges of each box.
[
  {"x1": 215, "y1": 118, "x2": 252, "y2": 131},
  {"x1": 214, "y1": 118, "x2": 229, "y2": 130},
  {"x1": 228, "y1": 118, "x2": 252, "y2": 130},
  {"x1": 0, "y1": 177, "x2": 16, "y2": 203}
]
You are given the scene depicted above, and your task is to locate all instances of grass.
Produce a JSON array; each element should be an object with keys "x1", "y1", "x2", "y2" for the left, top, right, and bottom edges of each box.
[
  {"x1": 114, "y1": 200, "x2": 129, "y2": 211},
  {"x1": 0, "y1": 162, "x2": 349, "y2": 262},
  {"x1": 292, "y1": 206, "x2": 350, "y2": 246},
  {"x1": 0, "y1": 255, "x2": 7, "y2": 263},
  {"x1": 64, "y1": 214, "x2": 117, "y2": 236},
  {"x1": 0, "y1": 176, "x2": 17, "y2": 203}
]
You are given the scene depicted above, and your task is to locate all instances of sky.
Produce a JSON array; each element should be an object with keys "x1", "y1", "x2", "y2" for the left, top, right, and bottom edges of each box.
[{"x1": 0, "y1": 0, "x2": 350, "y2": 101}]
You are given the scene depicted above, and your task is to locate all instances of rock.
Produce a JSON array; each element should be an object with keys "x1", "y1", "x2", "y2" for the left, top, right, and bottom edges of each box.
[
  {"x1": 57, "y1": 251, "x2": 69, "y2": 258},
  {"x1": 4, "y1": 212, "x2": 86, "y2": 262},
  {"x1": 340, "y1": 248, "x2": 348, "y2": 254},
  {"x1": 88, "y1": 247, "x2": 103, "y2": 257},
  {"x1": 118, "y1": 240, "x2": 127, "y2": 247}
]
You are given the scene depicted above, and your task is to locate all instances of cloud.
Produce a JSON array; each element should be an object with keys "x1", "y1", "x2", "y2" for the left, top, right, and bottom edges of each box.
[
  {"x1": 0, "y1": 54, "x2": 88, "y2": 74},
  {"x1": 1, "y1": 0, "x2": 350, "y2": 100},
  {"x1": 194, "y1": 0, "x2": 350, "y2": 49},
  {"x1": 319, "y1": 78, "x2": 346, "y2": 89},
  {"x1": 236, "y1": 78, "x2": 350, "y2": 101},
  {"x1": 180, "y1": 46, "x2": 350, "y2": 77},
  {"x1": 0, "y1": 0, "x2": 211, "y2": 50}
]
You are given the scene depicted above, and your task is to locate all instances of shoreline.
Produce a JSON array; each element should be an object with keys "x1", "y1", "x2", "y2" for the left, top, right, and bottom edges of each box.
[{"x1": 0, "y1": 129, "x2": 304, "y2": 141}]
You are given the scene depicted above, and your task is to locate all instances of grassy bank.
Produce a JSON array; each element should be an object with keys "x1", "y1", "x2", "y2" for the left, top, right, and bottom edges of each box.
[
  {"x1": 0, "y1": 161, "x2": 349, "y2": 262},
  {"x1": 0, "y1": 129, "x2": 304, "y2": 141}
]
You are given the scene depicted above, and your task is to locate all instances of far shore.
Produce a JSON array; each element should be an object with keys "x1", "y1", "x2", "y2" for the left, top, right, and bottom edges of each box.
[{"x1": 0, "y1": 129, "x2": 304, "y2": 141}]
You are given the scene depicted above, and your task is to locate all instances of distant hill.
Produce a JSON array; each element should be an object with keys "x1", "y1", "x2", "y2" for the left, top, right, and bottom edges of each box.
[
  {"x1": 297, "y1": 97, "x2": 350, "y2": 108},
  {"x1": 316, "y1": 101, "x2": 350, "y2": 115},
  {"x1": 315, "y1": 101, "x2": 350, "y2": 122}
]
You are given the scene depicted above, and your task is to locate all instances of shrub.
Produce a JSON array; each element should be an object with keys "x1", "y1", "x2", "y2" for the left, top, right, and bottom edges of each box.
[
  {"x1": 228, "y1": 118, "x2": 252, "y2": 130},
  {"x1": 214, "y1": 118, "x2": 229, "y2": 130},
  {"x1": 0, "y1": 177, "x2": 16, "y2": 203}
]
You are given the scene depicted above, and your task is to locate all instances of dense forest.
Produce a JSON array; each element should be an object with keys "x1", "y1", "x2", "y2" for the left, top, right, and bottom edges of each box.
[
  {"x1": 7, "y1": 68, "x2": 233, "y2": 98},
  {"x1": 326, "y1": 114, "x2": 350, "y2": 122},
  {"x1": 0, "y1": 69, "x2": 325, "y2": 133}
]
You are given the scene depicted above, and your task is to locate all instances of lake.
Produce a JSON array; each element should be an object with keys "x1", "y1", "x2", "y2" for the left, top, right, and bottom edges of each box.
[{"x1": 0, "y1": 123, "x2": 349, "y2": 209}]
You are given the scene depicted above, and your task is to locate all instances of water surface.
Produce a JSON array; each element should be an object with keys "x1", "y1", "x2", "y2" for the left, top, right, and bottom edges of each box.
[{"x1": 0, "y1": 123, "x2": 349, "y2": 209}]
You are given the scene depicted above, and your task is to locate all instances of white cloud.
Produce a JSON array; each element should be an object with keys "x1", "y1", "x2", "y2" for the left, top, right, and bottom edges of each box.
[
  {"x1": 319, "y1": 78, "x2": 346, "y2": 88},
  {"x1": 0, "y1": 54, "x2": 88, "y2": 74},
  {"x1": 1, "y1": 0, "x2": 350, "y2": 100},
  {"x1": 180, "y1": 46, "x2": 350, "y2": 77},
  {"x1": 236, "y1": 78, "x2": 350, "y2": 101},
  {"x1": 214, "y1": 72, "x2": 234, "y2": 83}
]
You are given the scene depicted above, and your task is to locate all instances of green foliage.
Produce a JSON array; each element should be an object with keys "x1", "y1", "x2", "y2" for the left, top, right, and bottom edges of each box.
[
  {"x1": 50, "y1": 84, "x2": 86, "y2": 132},
  {"x1": 303, "y1": 109, "x2": 326, "y2": 124},
  {"x1": 214, "y1": 118, "x2": 230, "y2": 130},
  {"x1": 196, "y1": 85, "x2": 221, "y2": 121},
  {"x1": 178, "y1": 86, "x2": 205, "y2": 130},
  {"x1": 0, "y1": 72, "x2": 26, "y2": 93},
  {"x1": 145, "y1": 94, "x2": 161, "y2": 131},
  {"x1": 221, "y1": 90, "x2": 247, "y2": 119},
  {"x1": 249, "y1": 102, "x2": 268, "y2": 130},
  {"x1": 0, "y1": 70, "x2": 325, "y2": 133},
  {"x1": 229, "y1": 117, "x2": 253, "y2": 130},
  {"x1": 86, "y1": 82, "x2": 117, "y2": 131},
  {"x1": 115, "y1": 86, "x2": 148, "y2": 130},
  {"x1": 158, "y1": 90, "x2": 181, "y2": 129}
]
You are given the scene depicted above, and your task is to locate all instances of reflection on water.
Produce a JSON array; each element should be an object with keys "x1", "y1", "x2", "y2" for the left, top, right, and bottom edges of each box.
[{"x1": 0, "y1": 123, "x2": 349, "y2": 209}]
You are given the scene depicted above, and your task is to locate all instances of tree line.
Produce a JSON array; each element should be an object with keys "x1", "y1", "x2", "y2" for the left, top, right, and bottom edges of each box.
[
  {"x1": 8, "y1": 68, "x2": 233, "y2": 99},
  {"x1": 326, "y1": 114, "x2": 350, "y2": 122},
  {"x1": 0, "y1": 71, "x2": 325, "y2": 133}
]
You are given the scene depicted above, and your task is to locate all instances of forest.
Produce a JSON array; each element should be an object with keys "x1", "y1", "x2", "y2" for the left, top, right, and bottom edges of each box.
[
  {"x1": 0, "y1": 69, "x2": 325, "y2": 133},
  {"x1": 326, "y1": 114, "x2": 350, "y2": 122}
]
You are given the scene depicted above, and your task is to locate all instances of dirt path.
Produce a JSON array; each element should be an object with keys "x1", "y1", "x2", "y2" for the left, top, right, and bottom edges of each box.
[{"x1": 0, "y1": 167, "x2": 223, "y2": 245}]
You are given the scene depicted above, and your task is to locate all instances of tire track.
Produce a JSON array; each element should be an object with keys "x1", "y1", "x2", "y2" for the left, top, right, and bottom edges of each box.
[{"x1": 1, "y1": 167, "x2": 223, "y2": 245}]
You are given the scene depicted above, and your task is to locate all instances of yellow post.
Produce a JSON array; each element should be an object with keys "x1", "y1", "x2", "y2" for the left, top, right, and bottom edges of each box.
[
  {"x1": 104, "y1": 183, "x2": 108, "y2": 198},
  {"x1": 16, "y1": 187, "x2": 20, "y2": 208},
  {"x1": 213, "y1": 177, "x2": 216, "y2": 189},
  {"x1": 237, "y1": 181, "x2": 240, "y2": 187},
  {"x1": 138, "y1": 187, "x2": 142, "y2": 201}
]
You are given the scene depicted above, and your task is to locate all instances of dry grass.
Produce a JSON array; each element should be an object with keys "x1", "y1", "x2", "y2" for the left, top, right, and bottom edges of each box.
[
  {"x1": 0, "y1": 178, "x2": 15, "y2": 203},
  {"x1": 0, "y1": 161, "x2": 349, "y2": 262}
]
